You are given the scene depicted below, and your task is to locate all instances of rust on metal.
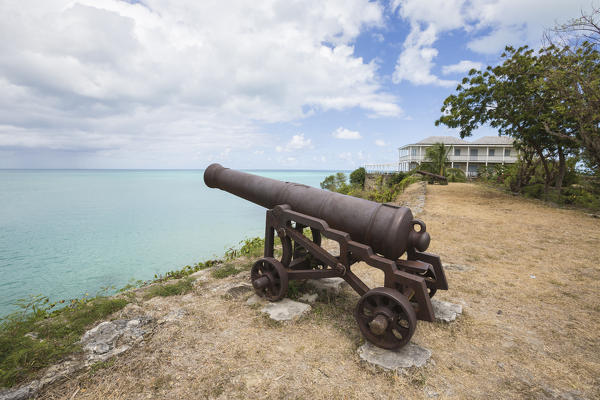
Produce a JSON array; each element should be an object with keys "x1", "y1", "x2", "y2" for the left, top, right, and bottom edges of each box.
[{"x1": 204, "y1": 163, "x2": 448, "y2": 350}]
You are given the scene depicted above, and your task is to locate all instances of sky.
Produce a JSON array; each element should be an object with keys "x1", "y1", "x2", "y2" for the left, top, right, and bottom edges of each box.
[{"x1": 0, "y1": 0, "x2": 595, "y2": 169}]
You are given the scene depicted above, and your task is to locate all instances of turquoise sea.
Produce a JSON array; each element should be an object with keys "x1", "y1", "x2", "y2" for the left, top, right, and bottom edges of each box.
[{"x1": 0, "y1": 169, "x2": 333, "y2": 316}]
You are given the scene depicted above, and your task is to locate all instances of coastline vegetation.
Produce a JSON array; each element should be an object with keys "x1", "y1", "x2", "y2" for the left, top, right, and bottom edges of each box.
[
  {"x1": 320, "y1": 167, "x2": 423, "y2": 203},
  {"x1": 0, "y1": 235, "x2": 268, "y2": 389}
]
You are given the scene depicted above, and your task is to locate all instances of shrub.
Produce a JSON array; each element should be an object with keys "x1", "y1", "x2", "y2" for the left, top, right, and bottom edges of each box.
[{"x1": 522, "y1": 183, "x2": 545, "y2": 199}]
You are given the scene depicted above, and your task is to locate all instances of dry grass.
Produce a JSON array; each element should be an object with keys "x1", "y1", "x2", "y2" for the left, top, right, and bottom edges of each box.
[{"x1": 36, "y1": 183, "x2": 600, "y2": 399}]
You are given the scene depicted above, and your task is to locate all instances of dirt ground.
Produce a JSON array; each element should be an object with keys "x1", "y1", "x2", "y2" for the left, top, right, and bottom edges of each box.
[{"x1": 38, "y1": 183, "x2": 600, "y2": 399}]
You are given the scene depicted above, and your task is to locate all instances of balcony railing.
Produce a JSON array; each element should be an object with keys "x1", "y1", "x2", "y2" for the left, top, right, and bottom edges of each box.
[{"x1": 398, "y1": 154, "x2": 517, "y2": 163}]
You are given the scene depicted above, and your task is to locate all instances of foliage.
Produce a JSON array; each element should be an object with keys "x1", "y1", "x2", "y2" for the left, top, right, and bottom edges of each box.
[
  {"x1": 153, "y1": 259, "x2": 219, "y2": 283},
  {"x1": 143, "y1": 278, "x2": 194, "y2": 299},
  {"x1": 424, "y1": 143, "x2": 452, "y2": 176},
  {"x1": 0, "y1": 295, "x2": 128, "y2": 388},
  {"x1": 446, "y1": 168, "x2": 466, "y2": 183},
  {"x1": 387, "y1": 172, "x2": 407, "y2": 187},
  {"x1": 436, "y1": 28, "x2": 600, "y2": 194},
  {"x1": 320, "y1": 172, "x2": 348, "y2": 192},
  {"x1": 366, "y1": 174, "x2": 421, "y2": 203},
  {"x1": 225, "y1": 237, "x2": 265, "y2": 260},
  {"x1": 349, "y1": 167, "x2": 366, "y2": 188}
]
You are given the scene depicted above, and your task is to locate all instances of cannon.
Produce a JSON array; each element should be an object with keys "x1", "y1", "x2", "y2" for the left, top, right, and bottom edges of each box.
[{"x1": 204, "y1": 164, "x2": 448, "y2": 349}]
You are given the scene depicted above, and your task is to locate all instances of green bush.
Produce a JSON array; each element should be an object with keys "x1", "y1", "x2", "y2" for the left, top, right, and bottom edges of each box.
[
  {"x1": 387, "y1": 172, "x2": 407, "y2": 187},
  {"x1": 522, "y1": 184, "x2": 545, "y2": 199},
  {"x1": 446, "y1": 168, "x2": 466, "y2": 182}
]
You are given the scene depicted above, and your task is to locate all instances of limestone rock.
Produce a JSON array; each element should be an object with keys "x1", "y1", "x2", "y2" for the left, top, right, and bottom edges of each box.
[
  {"x1": 298, "y1": 293, "x2": 318, "y2": 303},
  {"x1": 358, "y1": 342, "x2": 431, "y2": 371},
  {"x1": 431, "y1": 299, "x2": 462, "y2": 323},
  {"x1": 261, "y1": 298, "x2": 311, "y2": 321},
  {"x1": 0, "y1": 316, "x2": 153, "y2": 400},
  {"x1": 80, "y1": 316, "x2": 152, "y2": 364},
  {"x1": 0, "y1": 381, "x2": 39, "y2": 400},
  {"x1": 246, "y1": 294, "x2": 266, "y2": 306},
  {"x1": 306, "y1": 277, "x2": 348, "y2": 296}
]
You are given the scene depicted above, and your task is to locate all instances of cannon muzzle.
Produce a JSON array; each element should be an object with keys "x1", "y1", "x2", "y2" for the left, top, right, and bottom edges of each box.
[{"x1": 204, "y1": 163, "x2": 429, "y2": 260}]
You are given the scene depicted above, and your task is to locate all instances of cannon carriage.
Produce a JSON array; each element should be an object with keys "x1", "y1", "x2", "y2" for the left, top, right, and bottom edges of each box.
[{"x1": 204, "y1": 164, "x2": 448, "y2": 350}]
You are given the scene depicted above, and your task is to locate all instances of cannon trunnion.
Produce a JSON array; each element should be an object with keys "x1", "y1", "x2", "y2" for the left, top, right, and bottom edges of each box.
[{"x1": 204, "y1": 164, "x2": 448, "y2": 350}]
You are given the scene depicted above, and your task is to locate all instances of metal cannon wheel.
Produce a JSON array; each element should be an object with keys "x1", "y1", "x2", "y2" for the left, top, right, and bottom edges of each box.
[
  {"x1": 354, "y1": 287, "x2": 416, "y2": 350},
  {"x1": 250, "y1": 257, "x2": 288, "y2": 301}
]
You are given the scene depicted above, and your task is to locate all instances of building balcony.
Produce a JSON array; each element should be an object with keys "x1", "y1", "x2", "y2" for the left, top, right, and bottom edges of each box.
[{"x1": 398, "y1": 155, "x2": 517, "y2": 163}]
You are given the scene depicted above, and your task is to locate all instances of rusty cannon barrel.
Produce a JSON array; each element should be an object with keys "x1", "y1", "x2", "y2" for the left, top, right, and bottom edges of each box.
[{"x1": 204, "y1": 163, "x2": 430, "y2": 260}]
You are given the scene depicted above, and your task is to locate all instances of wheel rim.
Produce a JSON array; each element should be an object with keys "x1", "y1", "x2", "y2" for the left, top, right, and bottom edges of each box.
[
  {"x1": 250, "y1": 257, "x2": 288, "y2": 301},
  {"x1": 355, "y1": 287, "x2": 416, "y2": 350}
]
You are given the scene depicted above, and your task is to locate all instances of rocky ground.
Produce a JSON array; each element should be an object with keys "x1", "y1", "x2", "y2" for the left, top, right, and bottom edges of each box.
[{"x1": 4, "y1": 182, "x2": 599, "y2": 399}]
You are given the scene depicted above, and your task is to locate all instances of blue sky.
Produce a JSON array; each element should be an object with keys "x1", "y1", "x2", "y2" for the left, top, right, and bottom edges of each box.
[{"x1": 0, "y1": 0, "x2": 594, "y2": 169}]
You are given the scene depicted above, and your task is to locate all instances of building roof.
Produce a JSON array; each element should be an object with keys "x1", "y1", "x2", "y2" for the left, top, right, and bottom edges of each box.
[
  {"x1": 470, "y1": 136, "x2": 514, "y2": 145},
  {"x1": 400, "y1": 135, "x2": 514, "y2": 148},
  {"x1": 414, "y1": 136, "x2": 469, "y2": 145}
]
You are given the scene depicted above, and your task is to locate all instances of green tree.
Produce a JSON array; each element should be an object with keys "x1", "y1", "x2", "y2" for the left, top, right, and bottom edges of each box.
[
  {"x1": 349, "y1": 167, "x2": 366, "y2": 188},
  {"x1": 435, "y1": 46, "x2": 582, "y2": 194},
  {"x1": 320, "y1": 172, "x2": 348, "y2": 192},
  {"x1": 539, "y1": 43, "x2": 600, "y2": 174},
  {"x1": 424, "y1": 143, "x2": 452, "y2": 176}
]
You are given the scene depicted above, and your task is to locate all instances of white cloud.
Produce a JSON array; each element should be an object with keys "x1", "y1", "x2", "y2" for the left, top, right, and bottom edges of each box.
[
  {"x1": 332, "y1": 127, "x2": 362, "y2": 140},
  {"x1": 0, "y1": 0, "x2": 401, "y2": 167},
  {"x1": 442, "y1": 60, "x2": 484, "y2": 75},
  {"x1": 276, "y1": 134, "x2": 312, "y2": 152},
  {"x1": 375, "y1": 139, "x2": 386, "y2": 146},
  {"x1": 392, "y1": 24, "x2": 457, "y2": 87},
  {"x1": 392, "y1": 0, "x2": 593, "y2": 87}
]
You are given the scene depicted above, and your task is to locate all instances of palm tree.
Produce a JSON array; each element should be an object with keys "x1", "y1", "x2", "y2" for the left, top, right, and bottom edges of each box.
[{"x1": 425, "y1": 143, "x2": 452, "y2": 176}]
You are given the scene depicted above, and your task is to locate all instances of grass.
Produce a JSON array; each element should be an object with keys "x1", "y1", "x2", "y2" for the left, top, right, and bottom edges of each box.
[
  {"x1": 210, "y1": 264, "x2": 242, "y2": 279},
  {"x1": 143, "y1": 278, "x2": 195, "y2": 300},
  {"x1": 0, "y1": 296, "x2": 129, "y2": 388}
]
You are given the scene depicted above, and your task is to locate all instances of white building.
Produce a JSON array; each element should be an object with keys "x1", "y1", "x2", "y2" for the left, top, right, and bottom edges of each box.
[{"x1": 365, "y1": 136, "x2": 517, "y2": 177}]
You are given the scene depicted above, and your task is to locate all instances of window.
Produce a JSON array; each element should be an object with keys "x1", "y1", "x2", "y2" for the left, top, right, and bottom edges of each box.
[
  {"x1": 470, "y1": 149, "x2": 478, "y2": 157},
  {"x1": 411, "y1": 148, "x2": 417, "y2": 156},
  {"x1": 504, "y1": 148, "x2": 511, "y2": 156},
  {"x1": 454, "y1": 148, "x2": 461, "y2": 156},
  {"x1": 489, "y1": 149, "x2": 495, "y2": 157}
]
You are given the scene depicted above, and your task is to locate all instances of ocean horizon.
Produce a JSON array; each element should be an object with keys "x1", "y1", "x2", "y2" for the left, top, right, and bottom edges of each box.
[{"x1": 0, "y1": 169, "x2": 340, "y2": 316}]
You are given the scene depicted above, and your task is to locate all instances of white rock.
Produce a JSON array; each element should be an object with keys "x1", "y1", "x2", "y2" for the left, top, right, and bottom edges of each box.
[
  {"x1": 246, "y1": 294, "x2": 266, "y2": 306},
  {"x1": 261, "y1": 298, "x2": 311, "y2": 321},
  {"x1": 306, "y1": 277, "x2": 348, "y2": 296},
  {"x1": 358, "y1": 342, "x2": 431, "y2": 371},
  {"x1": 0, "y1": 381, "x2": 39, "y2": 400},
  {"x1": 431, "y1": 299, "x2": 463, "y2": 323},
  {"x1": 298, "y1": 293, "x2": 318, "y2": 303}
]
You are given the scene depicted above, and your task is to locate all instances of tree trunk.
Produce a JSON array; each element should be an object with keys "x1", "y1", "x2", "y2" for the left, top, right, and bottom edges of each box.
[
  {"x1": 535, "y1": 147, "x2": 551, "y2": 197},
  {"x1": 555, "y1": 146, "x2": 566, "y2": 194}
]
